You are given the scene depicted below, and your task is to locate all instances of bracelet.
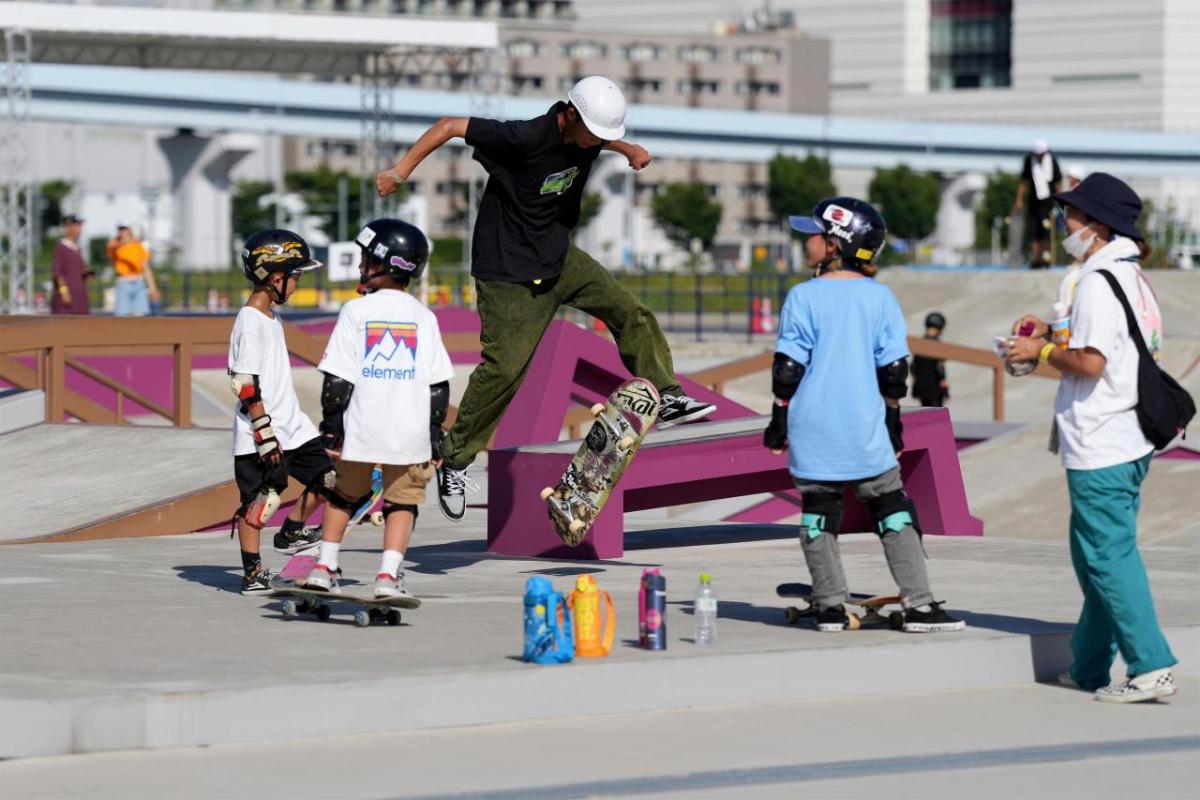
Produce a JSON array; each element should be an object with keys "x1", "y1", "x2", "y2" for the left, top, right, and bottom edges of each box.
[
  {"x1": 388, "y1": 168, "x2": 404, "y2": 184},
  {"x1": 1038, "y1": 343, "x2": 1056, "y2": 364}
]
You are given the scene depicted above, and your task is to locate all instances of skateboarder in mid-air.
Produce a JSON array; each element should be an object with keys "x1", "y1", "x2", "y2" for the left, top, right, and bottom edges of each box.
[
  {"x1": 301, "y1": 219, "x2": 455, "y2": 598},
  {"x1": 228, "y1": 230, "x2": 335, "y2": 594},
  {"x1": 763, "y1": 198, "x2": 964, "y2": 633},
  {"x1": 376, "y1": 76, "x2": 716, "y2": 522}
]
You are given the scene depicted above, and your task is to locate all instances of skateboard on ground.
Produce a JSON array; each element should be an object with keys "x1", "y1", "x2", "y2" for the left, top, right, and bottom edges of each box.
[
  {"x1": 776, "y1": 583, "x2": 905, "y2": 630},
  {"x1": 274, "y1": 466, "x2": 384, "y2": 588},
  {"x1": 541, "y1": 378, "x2": 661, "y2": 547},
  {"x1": 270, "y1": 584, "x2": 420, "y2": 628}
]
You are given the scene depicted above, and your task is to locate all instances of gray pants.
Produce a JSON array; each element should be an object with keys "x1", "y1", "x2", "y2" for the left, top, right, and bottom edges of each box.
[{"x1": 793, "y1": 467, "x2": 933, "y2": 610}]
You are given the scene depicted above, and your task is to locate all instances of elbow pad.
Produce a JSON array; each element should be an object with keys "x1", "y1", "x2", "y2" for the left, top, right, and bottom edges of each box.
[
  {"x1": 429, "y1": 381, "x2": 450, "y2": 428},
  {"x1": 229, "y1": 372, "x2": 261, "y2": 415},
  {"x1": 771, "y1": 353, "x2": 806, "y2": 401},
  {"x1": 876, "y1": 358, "x2": 909, "y2": 401},
  {"x1": 320, "y1": 373, "x2": 354, "y2": 417}
]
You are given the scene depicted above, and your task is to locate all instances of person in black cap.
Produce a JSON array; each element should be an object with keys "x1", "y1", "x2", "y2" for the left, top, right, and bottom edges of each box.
[
  {"x1": 911, "y1": 311, "x2": 949, "y2": 407},
  {"x1": 1006, "y1": 173, "x2": 1179, "y2": 703},
  {"x1": 50, "y1": 214, "x2": 93, "y2": 315}
]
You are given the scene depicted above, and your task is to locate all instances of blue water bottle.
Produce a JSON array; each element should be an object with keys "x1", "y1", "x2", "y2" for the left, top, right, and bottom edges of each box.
[{"x1": 523, "y1": 576, "x2": 574, "y2": 664}]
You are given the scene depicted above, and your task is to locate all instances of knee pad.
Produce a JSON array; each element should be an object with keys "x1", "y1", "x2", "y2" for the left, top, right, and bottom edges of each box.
[
  {"x1": 325, "y1": 488, "x2": 360, "y2": 512},
  {"x1": 382, "y1": 502, "x2": 418, "y2": 521},
  {"x1": 800, "y1": 493, "x2": 843, "y2": 540},
  {"x1": 867, "y1": 489, "x2": 920, "y2": 536},
  {"x1": 243, "y1": 487, "x2": 280, "y2": 530}
]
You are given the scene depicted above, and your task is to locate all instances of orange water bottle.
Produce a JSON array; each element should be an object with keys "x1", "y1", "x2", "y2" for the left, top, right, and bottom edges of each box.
[{"x1": 567, "y1": 575, "x2": 615, "y2": 658}]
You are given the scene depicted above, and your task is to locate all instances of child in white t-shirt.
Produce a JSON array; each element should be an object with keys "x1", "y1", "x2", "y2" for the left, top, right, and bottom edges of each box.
[
  {"x1": 228, "y1": 229, "x2": 336, "y2": 594},
  {"x1": 301, "y1": 218, "x2": 454, "y2": 598}
]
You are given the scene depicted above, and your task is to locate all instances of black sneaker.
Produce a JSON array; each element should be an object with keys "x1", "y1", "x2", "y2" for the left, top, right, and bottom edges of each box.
[
  {"x1": 657, "y1": 394, "x2": 716, "y2": 429},
  {"x1": 902, "y1": 602, "x2": 966, "y2": 633},
  {"x1": 816, "y1": 604, "x2": 851, "y2": 632},
  {"x1": 241, "y1": 563, "x2": 274, "y2": 596},
  {"x1": 436, "y1": 463, "x2": 477, "y2": 522},
  {"x1": 273, "y1": 525, "x2": 321, "y2": 555}
]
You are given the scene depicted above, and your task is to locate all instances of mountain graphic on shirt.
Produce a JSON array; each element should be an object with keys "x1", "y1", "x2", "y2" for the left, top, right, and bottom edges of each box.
[{"x1": 364, "y1": 321, "x2": 418, "y2": 363}]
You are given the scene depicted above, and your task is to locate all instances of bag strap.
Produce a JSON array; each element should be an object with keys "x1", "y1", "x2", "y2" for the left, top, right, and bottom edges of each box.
[
  {"x1": 600, "y1": 591, "x2": 615, "y2": 656},
  {"x1": 1095, "y1": 269, "x2": 1154, "y2": 366}
]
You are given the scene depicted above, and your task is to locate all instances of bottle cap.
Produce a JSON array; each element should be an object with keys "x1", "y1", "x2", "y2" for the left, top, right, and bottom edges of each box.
[{"x1": 699, "y1": 572, "x2": 711, "y2": 583}]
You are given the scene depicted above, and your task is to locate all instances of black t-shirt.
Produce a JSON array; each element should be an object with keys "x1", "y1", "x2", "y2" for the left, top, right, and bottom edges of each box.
[
  {"x1": 1020, "y1": 153, "x2": 1062, "y2": 210},
  {"x1": 465, "y1": 102, "x2": 603, "y2": 282}
]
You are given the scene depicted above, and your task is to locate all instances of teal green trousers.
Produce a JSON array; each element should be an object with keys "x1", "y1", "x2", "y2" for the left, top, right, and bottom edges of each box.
[
  {"x1": 1065, "y1": 453, "x2": 1176, "y2": 688},
  {"x1": 442, "y1": 246, "x2": 680, "y2": 469}
]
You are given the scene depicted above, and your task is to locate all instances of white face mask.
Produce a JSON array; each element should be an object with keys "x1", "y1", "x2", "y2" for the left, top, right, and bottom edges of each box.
[{"x1": 1062, "y1": 224, "x2": 1097, "y2": 260}]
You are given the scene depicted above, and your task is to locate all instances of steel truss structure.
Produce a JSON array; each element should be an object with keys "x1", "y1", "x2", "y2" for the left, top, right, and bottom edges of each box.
[{"x1": 1, "y1": 28, "x2": 34, "y2": 312}]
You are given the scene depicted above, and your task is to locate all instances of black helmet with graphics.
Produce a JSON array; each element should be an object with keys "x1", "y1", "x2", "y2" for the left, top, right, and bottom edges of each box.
[
  {"x1": 355, "y1": 218, "x2": 430, "y2": 285},
  {"x1": 241, "y1": 229, "x2": 321, "y2": 286},
  {"x1": 789, "y1": 197, "x2": 887, "y2": 268}
]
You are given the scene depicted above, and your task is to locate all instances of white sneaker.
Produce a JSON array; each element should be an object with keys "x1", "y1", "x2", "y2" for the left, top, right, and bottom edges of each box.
[
  {"x1": 373, "y1": 571, "x2": 413, "y2": 599},
  {"x1": 1094, "y1": 669, "x2": 1177, "y2": 703},
  {"x1": 299, "y1": 564, "x2": 340, "y2": 593}
]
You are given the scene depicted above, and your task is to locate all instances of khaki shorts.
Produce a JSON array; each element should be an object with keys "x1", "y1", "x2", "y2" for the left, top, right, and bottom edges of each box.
[{"x1": 335, "y1": 460, "x2": 433, "y2": 506}]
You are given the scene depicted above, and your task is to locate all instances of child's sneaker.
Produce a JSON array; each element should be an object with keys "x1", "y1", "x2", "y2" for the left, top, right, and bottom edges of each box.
[
  {"x1": 273, "y1": 525, "x2": 322, "y2": 555},
  {"x1": 902, "y1": 602, "x2": 966, "y2": 633},
  {"x1": 374, "y1": 571, "x2": 413, "y2": 599},
  {"x1": 1094, "y1": 669, "x2": 1177, "y2": 703},
  {"x1": 240, "y1": 563, "x2": 274, "y2": 595},
  {"x1": 816, "y1": 604, "x2": 852, "y2": 632},
  {"x1": 657, "y1": 394, "x2": 716, "y2": 428},
  {"x1": 299, "y1": 564, "x2": 341, "y2": 593}
]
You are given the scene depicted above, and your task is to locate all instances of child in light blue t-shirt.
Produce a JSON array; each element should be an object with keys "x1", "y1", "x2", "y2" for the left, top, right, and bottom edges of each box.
[{"x1": 764, "y1": 197, "x2": 964, "y2": 634}]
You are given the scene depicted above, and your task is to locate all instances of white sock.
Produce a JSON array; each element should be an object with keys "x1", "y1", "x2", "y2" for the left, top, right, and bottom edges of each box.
[
  {"x1": 317, "y1": 541, "x2": 340, "y2": 571},
  {"x1": 379, "y1": 550, "x2": 403, "y2": 578}
]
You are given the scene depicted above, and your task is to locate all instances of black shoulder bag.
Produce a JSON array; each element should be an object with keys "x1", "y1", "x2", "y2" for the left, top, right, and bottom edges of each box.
[{"x1": 1096, "y1": 269, "x2": 1195, "y2": 449}]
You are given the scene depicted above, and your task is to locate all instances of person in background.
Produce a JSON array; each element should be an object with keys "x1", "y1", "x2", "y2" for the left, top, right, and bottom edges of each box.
[
  {"x1": 50, "y1": 214, "x2": 93, "y2": 315},
  {"x1": 109, "y1": 223, "x2": 160, "y2": 316},
  {"x1": 911, "y1": 311, "x2": 949, "y2": 408},
  {"x1": 1013, "y1": 139, "x2": 1062, "y2": 269}
]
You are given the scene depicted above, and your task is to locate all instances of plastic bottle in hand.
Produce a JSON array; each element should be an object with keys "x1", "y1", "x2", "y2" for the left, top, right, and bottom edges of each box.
[
  {"x1": 1004, "y1": 320, "x2": 1038, "y2": 377},
  {"x1": 694, "y1": 572, "x2": 717, "y2": 645}
]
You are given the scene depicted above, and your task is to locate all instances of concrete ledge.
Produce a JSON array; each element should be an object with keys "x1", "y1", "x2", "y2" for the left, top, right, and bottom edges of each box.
[{"x1": 4, "y1": 624, "x2": 1195, "y2": 758}]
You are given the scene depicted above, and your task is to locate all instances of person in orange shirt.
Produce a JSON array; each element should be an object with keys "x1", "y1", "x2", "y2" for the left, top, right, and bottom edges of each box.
[{"x1": 109, "y1": 223, "x2": 160, "y2": 316}]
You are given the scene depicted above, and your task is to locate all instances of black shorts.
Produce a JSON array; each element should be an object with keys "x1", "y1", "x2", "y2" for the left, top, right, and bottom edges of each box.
[
  {"x1": 233, "y1": 436, "x2": 334, "y2": 507},
  {"x1": 1027, "y1": 200, "x2": 1055, "y2": 242}
]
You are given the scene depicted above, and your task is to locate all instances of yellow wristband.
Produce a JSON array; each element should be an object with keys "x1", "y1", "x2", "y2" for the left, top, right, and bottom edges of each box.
[{"x1": 1039, "y1": 342, "x2": 1056, "y2": 364}]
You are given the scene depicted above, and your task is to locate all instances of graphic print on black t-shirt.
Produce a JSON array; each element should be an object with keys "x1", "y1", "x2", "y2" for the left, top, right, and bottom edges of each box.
[{"x1": 465, "y1": 102, "x2": 603, "y2": 283}]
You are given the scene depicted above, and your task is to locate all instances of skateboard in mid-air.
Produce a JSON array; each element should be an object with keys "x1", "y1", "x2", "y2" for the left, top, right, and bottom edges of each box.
[
  {"x1": 541, "y1": 378, "x2": 661, "y2": 547},
  {"x1": 776, "y1": 582, "x2": 905, "y2": 630},
  {"x1": 274, "y1": 466, "x2": 384, "y2": 588},
  {"x1": 270, "y1": 583, "x2": 420, "y2": 628}
]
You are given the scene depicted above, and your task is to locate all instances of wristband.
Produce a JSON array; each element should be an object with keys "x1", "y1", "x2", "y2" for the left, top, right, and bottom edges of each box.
[
  {"x1": 388, "y1": 168, "x2": 404, "y2": 184},
  {"x1": 1038, "y1": 343, "x2": 1056, "y2": 364}
]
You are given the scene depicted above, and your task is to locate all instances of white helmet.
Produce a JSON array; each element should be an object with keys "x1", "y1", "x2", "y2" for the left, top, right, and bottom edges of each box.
[{"x1": 566, "y1": 76, "x2": 627, "y2": 141}]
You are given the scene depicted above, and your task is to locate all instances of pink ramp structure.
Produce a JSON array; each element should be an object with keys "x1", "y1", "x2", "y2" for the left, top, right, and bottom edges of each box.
[{"x1": 488, "y1": 402, "x2": 983, "y2": 559}]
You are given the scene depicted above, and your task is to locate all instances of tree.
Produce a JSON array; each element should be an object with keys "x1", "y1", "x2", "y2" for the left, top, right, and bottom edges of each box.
[
  {"x1": 650, "y1": 182, "x2": 723, "y2": 252},
  {"x1": 285, "y1": 165, "x2": 406, "y2": 240},
  {"x1": 767, "y1": 153, "x2": 835, "y2": 225},
  {"x1": 232, "y1": 180, "x2": 278, "y2": 243},
  {"x1": 868, "y1": 164, "x2": 940, "y2": 247},
  {"x1": 974, "y1": 171, "x2": 1020, "y2": 250},
  {"x1": 575, "y1": 191, "x2": 604, "y2": 236},
  {"x1": 38, "y1": 180, "x2": 75, "y2": 231}
]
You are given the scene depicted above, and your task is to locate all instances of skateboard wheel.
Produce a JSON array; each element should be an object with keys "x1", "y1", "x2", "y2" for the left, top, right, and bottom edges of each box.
[
  {"x1": 568, "y1": 519, "x2": 586, "y2": 535},
  {"x1": 846, "y1": 613, "x2": 862, "y2": 631},
  {"x1": 784, "y1": 606, "x2": 801, "y2": 625},
  {"x1": 889, "y1": 611, "x2": 905, "y2": 630},
  {"x1": 540, "y1": 487, "x2": 555, "y2": 502},
  {"x1": 387, "y1": 609, "x2": 402, "y2": 626},
  {"x1": 316, "y1": 604, "x2": 332, "y2": 621},
  {"x1": 370, "y1": 511, "x2": 384, "y2": 526},
  {"x1": 589, "y1": 403, "x2": 605, "y2": 416},
  {"x1": 618, "y1": 436, "x2": 635, "y2": 451},
  {"x1": 281, "y1": 600, "x2": 297, "y2": 619},
  {"x1": 354, "y1": 610, "x2": 370, "y2": 628}
]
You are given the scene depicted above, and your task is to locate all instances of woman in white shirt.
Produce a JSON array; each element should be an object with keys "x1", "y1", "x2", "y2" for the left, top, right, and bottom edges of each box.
[{"x1": 1006, "y1": 173, "x2": 1177, "y2": 704}]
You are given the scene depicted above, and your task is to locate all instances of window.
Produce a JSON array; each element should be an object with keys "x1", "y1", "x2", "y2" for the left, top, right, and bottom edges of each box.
[
  {"x1": 562, "y1": 40, "x2": 607, "y2": 59},
  {"x1": 735, "y1": 80, "x2": 780, "y2": 96},
  {"x1": 677, "y1": 79, "x2": 721, "y2": 95},
  {"x1": 929, "y1": 0, "x2": 1012, "y2": 90},
  {"x1": 436, "y1": 180, "x2": 469, "y2": 195},
  {"x1": 738, "y1": 184, "x2": 768, "y2": 199},
  {"x1": 622, "y1": 43, "x2": 662, "y2": 62},
  {"x1": 677, "y1": 45, "x2": 720, "y2": 63},
  {"x1": 505, "y1": 39, "x2": 542, "y2": 58},
  {"x1": 402, "y1": 73, "x2": 424, "y2": 87},
  {"x1": 735, "y1": 46, "x2": 780, "y2": 64},
  {"x1": 510, "y1": 74, "x2": 545, "y2": 93},
  {"x1": 624, "y1": 77, "x2": 663, "y2": 94}
]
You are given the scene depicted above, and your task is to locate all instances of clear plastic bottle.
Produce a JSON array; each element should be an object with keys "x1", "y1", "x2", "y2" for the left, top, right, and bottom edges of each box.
[{"x1": 694, "y1": 572, "x2": 717, "y2": 645}]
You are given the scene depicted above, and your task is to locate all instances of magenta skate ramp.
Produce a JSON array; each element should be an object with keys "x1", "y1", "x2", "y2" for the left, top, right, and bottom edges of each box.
[{"x1": 488, "y1": 406, "x2": 983, "y2": 559}]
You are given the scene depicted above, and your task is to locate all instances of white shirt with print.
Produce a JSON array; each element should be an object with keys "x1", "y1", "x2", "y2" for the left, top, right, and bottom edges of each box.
[
  {"x1": 228, "y1": 306, "x2": 319, "y2": 456},
  {"x1": 318, "y1": 289, "x2": 455, "y2": 465},
  {"x1": 1054, "y1": 238, "x2": 1162, "y2": 471}
]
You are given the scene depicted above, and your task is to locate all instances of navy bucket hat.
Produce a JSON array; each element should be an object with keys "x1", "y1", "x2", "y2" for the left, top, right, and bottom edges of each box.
[{"x1": 1054, "y1": 172, "x2": 1143, "y2": 240}]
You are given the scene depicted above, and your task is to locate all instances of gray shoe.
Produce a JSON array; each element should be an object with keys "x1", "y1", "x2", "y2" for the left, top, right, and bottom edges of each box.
[
  {"x1": 374, "y1": 571, "x2": 413, "y2": 599},
  {"x1": 436, "y1": 463, "x2": 477, "y2": 522},
  {"x1": 657, "y1": 394, "x2": 716, "y2": 429},
  {"x1": 299, "y1": 564, "x2": 340, "y2": 593}
]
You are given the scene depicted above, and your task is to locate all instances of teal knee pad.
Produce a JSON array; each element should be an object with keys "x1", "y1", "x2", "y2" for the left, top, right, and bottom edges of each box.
[
  {"x1": 877, "y1": 510, "x2": 913, "y2": 535},
  {"x1": 801, "y1": 513, "x2": 826, "y2": 540}
]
